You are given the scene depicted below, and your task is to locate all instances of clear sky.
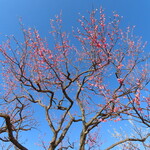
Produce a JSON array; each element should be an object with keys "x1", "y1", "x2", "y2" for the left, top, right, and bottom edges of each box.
[
  {"x1": 0, "y1": 0, "x2": 150, "y2": 149},
  {"x1": 0, "y1": 0, "x2": 150, "y2": 43}
]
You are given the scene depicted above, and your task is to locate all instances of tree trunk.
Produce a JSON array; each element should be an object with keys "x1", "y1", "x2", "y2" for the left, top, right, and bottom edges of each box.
[{"x1": 79, "y1": 130, "x2": 87, "y2": 150}]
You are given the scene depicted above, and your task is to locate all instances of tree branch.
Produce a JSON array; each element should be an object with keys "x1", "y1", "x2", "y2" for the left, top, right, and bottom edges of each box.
[
  {"x1": 0, "y1": 113, "x2": 28, "y2": 150},
  {"x1": 105, "y1": 133, "x2": 150, "y2": 150}
]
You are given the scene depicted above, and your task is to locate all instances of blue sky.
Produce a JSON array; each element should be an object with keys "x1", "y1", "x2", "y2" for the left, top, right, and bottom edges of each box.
[
  {"x1": 0, "y1": 0, "x2": 150, "y2": 42},
  {"x1": 0, "y1": 0, "x2": 150, "y2": 149}
]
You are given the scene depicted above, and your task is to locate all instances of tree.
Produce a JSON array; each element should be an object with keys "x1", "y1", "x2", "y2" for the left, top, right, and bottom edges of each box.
[{"x1": 0, "y1": 8, "x2": 149, "y2": 150}]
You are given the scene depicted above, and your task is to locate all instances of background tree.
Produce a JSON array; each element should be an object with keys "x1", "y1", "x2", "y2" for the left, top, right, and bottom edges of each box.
[{"x1": 0, "y1": 8, "x2": 149, "y2": 150}]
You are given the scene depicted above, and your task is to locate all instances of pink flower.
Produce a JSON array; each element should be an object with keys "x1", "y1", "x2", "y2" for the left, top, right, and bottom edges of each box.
[
  {"x1": 137, "y1": 108, "x2": 142, "y2": 111},
  {"x1": 117, "y1": 78, "x2": 124, "y2": 84},
  {"x1": 113, "y1": 107, "x2": 119, "y2": 112},
  {"x1": 117, "y1": 64, "x2": 124, "y2": 69},
  {"x1": 114, "y1": 14, "x2": 119, "y2": 17},
  {"x1": 94, "y1": 25, "x2": 98, "y2": 30},
  {"x1": 97, "y1": 43, "x2": 101, "y2": 48},
  {"x1": 133, "y1": 98, "x2": 140, "y2": 105},
  {"x1": 99, "y1": 118, "x2": 107, "y2": 122},
  {"x1": 114, "y1": 118, "x2": 121, "y2": 122}
]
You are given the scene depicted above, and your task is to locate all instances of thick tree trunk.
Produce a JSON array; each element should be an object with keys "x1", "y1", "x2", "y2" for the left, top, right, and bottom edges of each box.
[{"x1": 79, "y1": 129, "x2": 87, "y2": 150}]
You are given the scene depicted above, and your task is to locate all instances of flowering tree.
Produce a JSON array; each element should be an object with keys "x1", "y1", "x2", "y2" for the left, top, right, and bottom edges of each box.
[{"x1": 0, "y1": 8, "x2": 149, "y2": 150}]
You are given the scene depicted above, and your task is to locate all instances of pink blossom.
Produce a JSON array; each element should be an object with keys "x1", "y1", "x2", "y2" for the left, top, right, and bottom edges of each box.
[
  {"x1": 97, "y1": 43, "x2": 101, "y2": 48},
  {"x1": 99, "y1": 118, "x2": 107, "y2": 122},
  {"x1": 114, "y1": 118, "x2": 121, "y2": 122},
  {"x1": 114, "y1": 14, "x2": 119, "y2": 17},
  {"x1": 117, "y1": 64, "x2": 124, "y2": 69},
  {"x1": 94, "y1": 25, "x2": 98, "y2": 30},
  {"x1": 137, "y1": 108, "x2": 142, "y2": 111},
  {"x1": 133, "y1": 98, "x2": 140, "y2": 105},
  {"x1": 117, "y1": 78, "x2": 124, "y2": 84},
  {"x1": 113, "y1": 107, "x2": 119, "y2": 112}
]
